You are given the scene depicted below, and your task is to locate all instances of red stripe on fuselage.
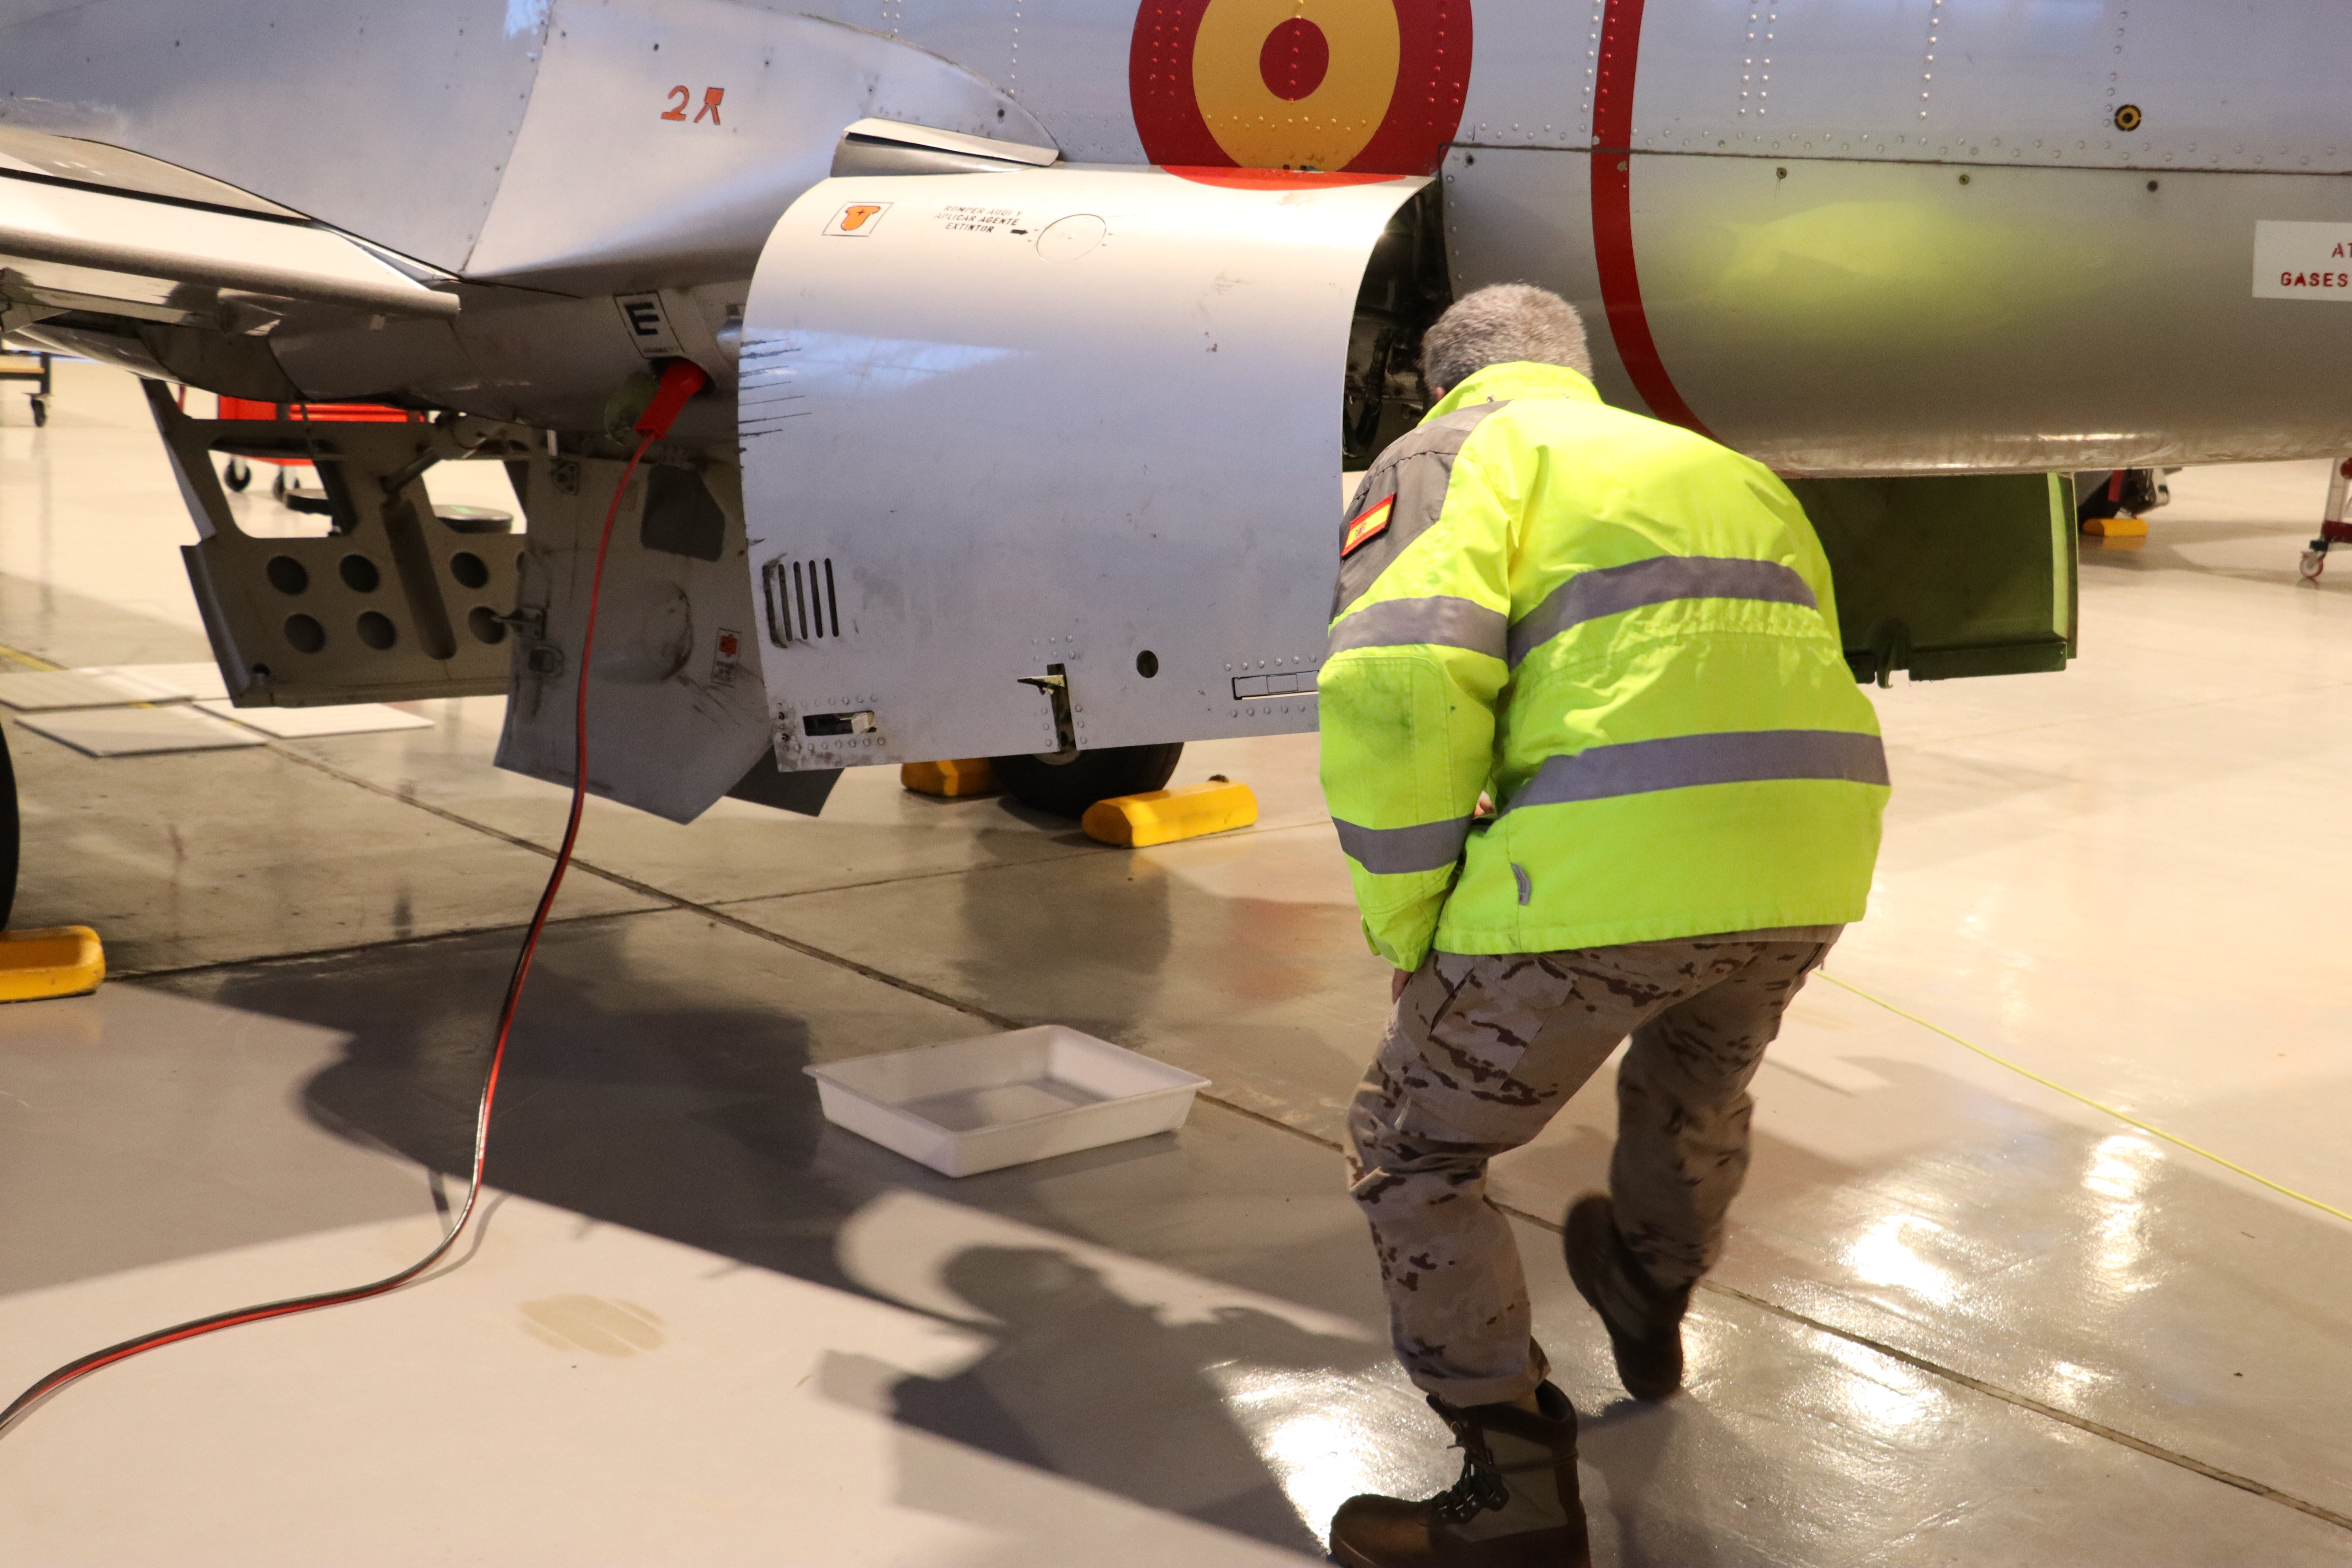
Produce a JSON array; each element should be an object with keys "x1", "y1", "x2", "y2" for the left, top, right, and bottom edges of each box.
[{"x1": 1590, "y1": 0, "x2": 1713, "y2": 439}]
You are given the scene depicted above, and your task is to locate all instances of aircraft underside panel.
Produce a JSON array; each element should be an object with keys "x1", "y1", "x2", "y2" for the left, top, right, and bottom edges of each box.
[
  {"x1": 739, "y1": 167, "x2": 1426, "y2": 771},
  {"x1": 496, "y1": 455, "x2": 785, "y2": 825}
]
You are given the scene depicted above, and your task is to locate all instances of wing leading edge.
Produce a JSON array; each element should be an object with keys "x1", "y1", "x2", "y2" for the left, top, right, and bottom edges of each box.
[{"x1": 0, "y1": 128, "x2": 455, "y2": 346}]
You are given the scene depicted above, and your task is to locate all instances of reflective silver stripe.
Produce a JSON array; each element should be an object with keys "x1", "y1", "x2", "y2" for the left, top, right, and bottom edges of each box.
[
  {"x1": 1509, "y1": 730, "x2": 1887, "y2": 809},
  {"x1": 1508, "y1": 557, "x2": 1820, "y2": 667},
  {"x1": 1333, "y1": 815, "x2": 1474, "y2": 875},
  {"x1": 1328, "y1": 596, "x2": 1508, "y2": 659},
  {"x1": 1334, "y1": 401, "x2": 1512, "y2": 618}
]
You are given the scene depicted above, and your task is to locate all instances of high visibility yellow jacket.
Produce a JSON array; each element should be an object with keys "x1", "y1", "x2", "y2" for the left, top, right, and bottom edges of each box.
[{"x1": 1318, "y1": 361, "x2": 1887, "y2": 969}]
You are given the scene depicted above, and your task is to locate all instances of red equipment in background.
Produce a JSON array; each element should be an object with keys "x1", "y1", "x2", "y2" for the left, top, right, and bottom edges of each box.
[
  {"x1": 2302, "y1": 457, "x2": 2352, "y2": 582},
  {"x1": 212, "y1": 396, "x2": 425, "y2": 499}
]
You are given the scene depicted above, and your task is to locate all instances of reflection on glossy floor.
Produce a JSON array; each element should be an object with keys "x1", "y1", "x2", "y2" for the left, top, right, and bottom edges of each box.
[{"x1": 1, "y1": 364, "x2": 2348, "y2": 1564}]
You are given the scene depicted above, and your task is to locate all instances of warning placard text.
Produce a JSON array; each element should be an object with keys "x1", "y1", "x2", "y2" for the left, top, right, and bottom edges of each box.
[{"x1": 2254, "y1": 221, "x2": 2352, "y2": 300}]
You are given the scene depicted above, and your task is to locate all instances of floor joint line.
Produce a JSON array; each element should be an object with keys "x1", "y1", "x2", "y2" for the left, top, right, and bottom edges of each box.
[
  {"x1": 266, "y1": 740, "x2": 1330, "y2": 919},
  {"x1": 111, "y1": 906, "x2": 655, "y2": 984}
]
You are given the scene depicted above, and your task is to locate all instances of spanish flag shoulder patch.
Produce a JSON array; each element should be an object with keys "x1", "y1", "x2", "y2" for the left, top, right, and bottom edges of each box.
[{"x1": 1341, "y1": 496, "x2": 1394, "y2": 558}]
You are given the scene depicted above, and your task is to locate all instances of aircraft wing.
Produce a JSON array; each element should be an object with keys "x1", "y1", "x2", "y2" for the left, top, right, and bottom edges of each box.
[{"x1": 0, "y1": 129, "x2": 455, "y2": 340}]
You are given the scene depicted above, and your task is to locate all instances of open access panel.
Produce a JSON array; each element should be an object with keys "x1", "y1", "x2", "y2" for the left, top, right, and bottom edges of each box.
[{"x1": 739, "y1": 167, "x2": 1432, "y2": 772}]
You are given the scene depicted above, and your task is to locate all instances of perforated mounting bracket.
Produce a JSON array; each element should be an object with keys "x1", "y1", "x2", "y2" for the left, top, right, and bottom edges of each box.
[{"x1": 148, "y1": 384, "x2": 537, "y2": 707}]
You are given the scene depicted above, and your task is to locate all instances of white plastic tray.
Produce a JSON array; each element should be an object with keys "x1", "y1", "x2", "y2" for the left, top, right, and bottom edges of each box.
[{"x1": 805, "y1": 1025, "x2": 1210, "y2": 1177}]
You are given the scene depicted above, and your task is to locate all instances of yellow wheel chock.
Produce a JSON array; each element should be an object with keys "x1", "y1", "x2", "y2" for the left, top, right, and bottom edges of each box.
[
  {"x1": 0, "y1": 926, "x2": 104, "y2": 1003},
  {"x1": 1082, "y1": 780, "x2": 1258, "y2": 848},
  {"x1": 901, "y1": 758, "x2": 998, "y2": 798}
]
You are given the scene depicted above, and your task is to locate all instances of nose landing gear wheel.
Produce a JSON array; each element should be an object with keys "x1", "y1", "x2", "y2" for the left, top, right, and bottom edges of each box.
[{"x1": 991, "y1": 742, "x2": 1184, "y2": 818}]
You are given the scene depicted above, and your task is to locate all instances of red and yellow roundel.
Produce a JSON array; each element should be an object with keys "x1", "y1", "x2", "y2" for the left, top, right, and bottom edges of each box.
[{"x1": 1129, "y1": 0, "x2": 1471, "y2": 175}]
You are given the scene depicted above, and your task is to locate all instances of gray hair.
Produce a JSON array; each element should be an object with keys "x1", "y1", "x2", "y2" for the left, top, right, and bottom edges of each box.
[{"x1": 1419, "y1": 283, "x2": 1593, "y2": 394}]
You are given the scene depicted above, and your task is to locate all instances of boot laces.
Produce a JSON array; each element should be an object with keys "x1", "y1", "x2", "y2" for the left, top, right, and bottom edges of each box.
[{"x1": 1431, "y1": 1427, "x2": 1511, "y2": 1523}]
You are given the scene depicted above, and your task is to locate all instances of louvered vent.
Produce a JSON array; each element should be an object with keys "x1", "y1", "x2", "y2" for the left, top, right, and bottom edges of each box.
[{"x1": 762, "y1": 557, "x2": 842, "y2": 646}]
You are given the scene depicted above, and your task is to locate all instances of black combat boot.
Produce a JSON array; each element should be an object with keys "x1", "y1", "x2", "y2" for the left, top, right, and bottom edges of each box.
[
  {"x1": 1327, "y1": 1380, "x2": 1590, "y2": 1568},
  {"x1": 1563, "y1": 1192, "x2": 1692, "y2": 1402}
]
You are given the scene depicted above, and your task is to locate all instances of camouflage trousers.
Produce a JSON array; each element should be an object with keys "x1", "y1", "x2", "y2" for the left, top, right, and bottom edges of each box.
[{"x1": 1346, "y1": 935, "x2": 1837, "y2": 1405}]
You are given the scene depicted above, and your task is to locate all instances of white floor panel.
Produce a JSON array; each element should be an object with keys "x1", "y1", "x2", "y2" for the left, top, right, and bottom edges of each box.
[
  {"x1": 18, "y1": 704, "x2": 264, "y2": 757},
  {"x1": 194, "y1": 699, "x2": 433, "y2": 739}
]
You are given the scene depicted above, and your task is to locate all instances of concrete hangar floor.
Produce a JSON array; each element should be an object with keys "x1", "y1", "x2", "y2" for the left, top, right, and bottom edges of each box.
[{"x1": 0, "y1": 360, "x2": 2346, "y2": 1565}]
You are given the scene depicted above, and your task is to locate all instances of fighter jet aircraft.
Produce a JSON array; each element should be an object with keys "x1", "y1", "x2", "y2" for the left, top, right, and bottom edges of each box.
[{"x1": 0, "y1": 0, "x2": 2340, "y2": 880}]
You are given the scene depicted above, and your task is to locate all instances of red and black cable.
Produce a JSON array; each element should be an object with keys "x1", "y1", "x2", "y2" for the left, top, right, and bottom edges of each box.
[{"x1": 0, "y1": 359, "x2": 711, "y2": 1436}]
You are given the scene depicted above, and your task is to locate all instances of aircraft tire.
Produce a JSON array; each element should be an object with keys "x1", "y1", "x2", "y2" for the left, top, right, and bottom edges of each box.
[
  {"x1": 0, "y1": 722, "x2": 18, "y2": 930},
  {"x1": 991, "y1": 742, "x2": 1183, "y2": 818}
]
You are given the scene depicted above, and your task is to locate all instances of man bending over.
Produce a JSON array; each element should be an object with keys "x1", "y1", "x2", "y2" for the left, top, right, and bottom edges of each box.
[{"x1": 1319, "y1": 283, "x2": 1888, "y2": 1568}]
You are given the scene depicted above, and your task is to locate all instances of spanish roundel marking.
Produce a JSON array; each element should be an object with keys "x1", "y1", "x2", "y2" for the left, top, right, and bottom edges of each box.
[{"x1": 1129, "y1": 0, "x2": 1472, "y2": 176}]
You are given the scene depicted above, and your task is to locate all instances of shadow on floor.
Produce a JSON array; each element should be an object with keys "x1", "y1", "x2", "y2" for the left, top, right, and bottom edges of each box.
[
  {"x1": 163, "y1": 912, "x2": 1380, "y2": 1556},
  {"x1": 1578, "y1": 1396, "x2": 1731, "y2": 1568},
  {"x1": 883, "y1": 1246, "x2": 1338, "y2": 1554}
]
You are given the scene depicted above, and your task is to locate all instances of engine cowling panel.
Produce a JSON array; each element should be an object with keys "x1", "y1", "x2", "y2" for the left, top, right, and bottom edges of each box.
[{"x1": 740, "y1": 167, "x2": 1429, "y2": 771}]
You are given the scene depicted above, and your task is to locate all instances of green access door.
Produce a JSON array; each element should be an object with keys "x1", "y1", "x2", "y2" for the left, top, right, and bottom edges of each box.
[{"x1": 1788, "y1": 473, "x2": 2078, "y2": 686}]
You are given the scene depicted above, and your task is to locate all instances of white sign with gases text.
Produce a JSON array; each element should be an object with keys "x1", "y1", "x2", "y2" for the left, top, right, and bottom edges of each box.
[{"x1": 2254, "y1": 221, "x2": 2352, "y2": 300}]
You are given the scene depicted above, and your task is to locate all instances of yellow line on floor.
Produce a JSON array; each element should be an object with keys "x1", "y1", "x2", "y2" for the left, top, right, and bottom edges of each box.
[
  {"x1": 1819, "y1": 971, "x2": 2352, "y2": 1227},
  {"x1": 0, "y1": 640, "x2": 64, "y2": 672}
]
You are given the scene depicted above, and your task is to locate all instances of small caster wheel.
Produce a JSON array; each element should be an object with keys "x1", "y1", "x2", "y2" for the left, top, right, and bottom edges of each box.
[
  {"x1": 224, "y1": 457, "x2": 252, "y2": 492},
  {"x1": 271, "y1": 467, "x2": 289, "y2": 502},
  {"x1": 2300, "y1": 546, "x2": 2328, "y2": 583},
  {"x1": 28, "y1": 396, "x2": 46, "y2": 428}
]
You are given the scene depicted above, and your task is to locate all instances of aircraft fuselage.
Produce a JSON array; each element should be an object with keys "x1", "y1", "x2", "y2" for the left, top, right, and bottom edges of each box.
[{"x1": 2, "y1": 0, "x2": 2348, "y2": 470}]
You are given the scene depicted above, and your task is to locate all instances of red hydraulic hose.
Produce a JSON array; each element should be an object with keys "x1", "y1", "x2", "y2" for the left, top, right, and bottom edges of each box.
[{"x1": 0, "y1": 359, "x2": 712, "y2": 1437}]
